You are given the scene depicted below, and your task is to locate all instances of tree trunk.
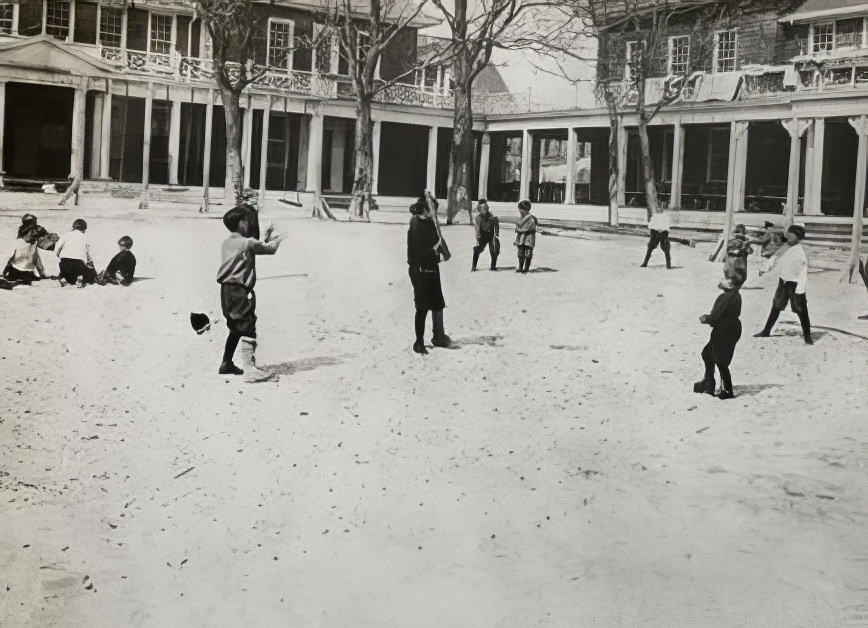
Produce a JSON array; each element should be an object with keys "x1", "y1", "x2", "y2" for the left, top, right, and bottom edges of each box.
[
  {"x1": 348, "y1": 97, "x2": 373, "y2": 222},
  {"x1": 603, "y1": 89, "x2": 620, "y2": 227},
  {"x1": 447, "y1": 84, "x2": 474, "y2": 225},
  {"x1": 222, "y1": 88, "x2": 244, "y2": 205},
  {"x1": 636, "y1": 85, "x2": 659, "y2": 220}
]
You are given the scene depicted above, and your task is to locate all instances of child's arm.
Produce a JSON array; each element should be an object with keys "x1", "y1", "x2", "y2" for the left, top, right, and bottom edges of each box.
[
  {"x1": 796, "y1": 249, "x2": 808, "y2": 293},
  {"x1": 708, "y1": 238, "x2": 724, "y2": 262},
  {"x1": 701, "y1": 294, "x2": 727, "y2": 326}
]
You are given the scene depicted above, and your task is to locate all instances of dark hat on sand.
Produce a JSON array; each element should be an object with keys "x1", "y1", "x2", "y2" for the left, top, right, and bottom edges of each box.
[
  {"x1": 518, "y1": 199, "x2": 531, "y2": 211},
  {"x1": 787, "y1": 224, "x2": 806, "y2": 240},
  {"x1": 72, "y1": 218, "x2": 87, "y2": 231}
]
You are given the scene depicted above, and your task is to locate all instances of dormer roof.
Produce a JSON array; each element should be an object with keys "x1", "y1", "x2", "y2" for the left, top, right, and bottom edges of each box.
[{"x1": 779, "y1": 0, "x2": 868, "y2": 24}]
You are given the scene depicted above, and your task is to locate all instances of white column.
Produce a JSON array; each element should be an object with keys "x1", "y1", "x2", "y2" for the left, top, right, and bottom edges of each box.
[
  {"x1": 99, "y1": 81, "x2": 112, "y2": 179},
  {"x1": 70, "y1": 86, "x2": 87, "y2": 178},
  {"x1": 89, "y1": 93, "x2": 103, "y2": 178},
  {"x1": 781, "y1": 117, "x2": 811, "y2": 225},
  {"x1": 426, "y1": 125, "x2": 438, "y2": 193},
  {"x1": 805, "y1": 118, "x2": 825, "y2": 215},
  {"x1": 616, "y1": 120, "x2": 627, "y2": 208},
  {"x1": 670, "y1": 121, "x2": 685, "y2": 209},
  {"x1": 723, "y1": 121, "x2": 749, "y2": 253},
  {"x1": 848, "y1": 115, "x2": 868, "y2": 273},
  {"x1": 478, "y1": 132, "x2": 491, "y2": 200},
  {"x1": 565, "y1": 128, "x2": 576, "y2": 205},
  {"x1": 139, "y1": 83, "x2": 154, "y2": 209},
  {"x1": 733, "y1": 123, "x2": 749, "y2": 214},
  {"x1": 168, "y1": 97, "x2": 182, "y2": 184},
  {"x1": 0, "y1": 81, "x2": 6, "y2": 186},
  {"x1": 371, "y1": 119, "x2": 381, "y2": 195},
  {"x1": 305, "y1": 112, "x2": 324, "y2": 195},
  {"x1": 258, "y1": 95, "x2": 271, "y2": 208},
  {"x1": 201, "y1": 88, "x2": 214, "y2": 211},
  {"x1": 519, "y1": 128, "x2": 531, "y2": 201},
  {"x1": 241, "y1": 100, "x2": 253, "y2": 189}
]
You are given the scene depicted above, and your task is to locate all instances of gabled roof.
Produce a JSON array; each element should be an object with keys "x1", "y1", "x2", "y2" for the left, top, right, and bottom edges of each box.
[
  {"x1": 780, "y1": 0, "x2": 868, "y2": 24},
  {"x1": 0, "y1": 36, "x2": 117, "y2": 76}
]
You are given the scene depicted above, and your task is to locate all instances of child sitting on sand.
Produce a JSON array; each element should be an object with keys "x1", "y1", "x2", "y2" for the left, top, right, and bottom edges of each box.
[
  {"x1": 3, "y1": 224, "x2": 45, "y2": 285},
  {"x1": 55, "y1": 219, "x2": 97, "y2": 287},
  {"x1": 694, "y1": 273, "x2": 743, "y2": 400},
  {"x1": 98, "y1": 236, "x2": 136, "y2": 286}
]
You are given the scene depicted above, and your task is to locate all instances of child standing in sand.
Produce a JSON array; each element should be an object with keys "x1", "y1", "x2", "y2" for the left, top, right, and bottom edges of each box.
[
  {"x1": 217, "y1": 205, "x2": 283, "y2": 381},
  {"x1": 55, "y1": 219, "x2": 97, "y2": 287},
  {"x1": 641, "y1": 210, "x2": 672, "y2": 269},
  {"x1": 514, "y1": 199, "x2": 538, "y2": 274},
  {"x1": 695, "y1": 276, "x2": 743, "y2": 400}
]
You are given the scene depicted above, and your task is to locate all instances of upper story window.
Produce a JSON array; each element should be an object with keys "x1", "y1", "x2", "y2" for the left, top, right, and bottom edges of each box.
[
  {"x1": 835, "y1": 18, "x2": 862, "y2": 49},
  {"x1": 150, "y1": 13, "x2": 172, "y2": 55},
  {"x1": 267, "y1": 18, "x2": 294, "y2": 69},
  {"x1": 625, "y1": 40, "x2": 642, "y2": 81},
  {"x1": 668, "y1": 35, "x2": 690, "y2": 75},
  {"x1": 45, "y1": 0, "x2": 70, "y2": 40},
  {"x1": 0, "y1": 3, "x2": 16, "y2": 34},
  {"x1": 100, "y1": 7, "x2": 123, "y2": 48},
  {"x1": 714, "y1": 29, "x2": 738, "y2": 73},
  {"x1": 810, "y1": 19, "x2": 866, "y2": 54},
  {"x1": 811, "y1": 22, "x2": 834, "y2": 53}
]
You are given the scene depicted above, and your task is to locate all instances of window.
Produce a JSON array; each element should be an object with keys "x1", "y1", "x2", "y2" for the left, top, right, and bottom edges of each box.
[
  {"x1": 0, "y1": 2, "x2": 15, "y2": 34},
  {"x1": 707, "y1": 128, "x2": 729, "y2": 182},
  {"x1": 45, "y1": 0, "x2": 70, "y2": 39},
  {"x1": 714, "y1": 29, "x2": 738, "y2": 73},
  {"x1": 811, "y1": 22, "x2": 834, "y2": 53},
  {"x1": 668, "y1": 35, "x2": 690, "y2": 75},
  {"x1": 625, "y1": 41, "x2": 641, "y2": 81},
  {"x1": 267, "y1": 18, "x2": 294, "y2": 69},
  {"x1": 835, "y1": 18, "x2": 862, "y2": 49},
  {"x1": 150, "y1": 13, "x2": 172, "y2": 54},
  {"x1": 100, "y1": 7, "x2": 123, "y2": 48}
]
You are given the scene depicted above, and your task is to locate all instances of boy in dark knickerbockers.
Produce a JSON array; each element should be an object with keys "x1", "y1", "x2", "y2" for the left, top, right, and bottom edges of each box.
[{"x1": 695, "y1": 273, "x2": 744, "y2": 400}]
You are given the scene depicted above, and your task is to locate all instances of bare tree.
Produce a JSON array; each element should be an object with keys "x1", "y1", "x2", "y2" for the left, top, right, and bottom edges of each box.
[
  {"x1": 195, "y1": 0, "x2": 265, "y2": 206},
  {"x1": 314, "y1": 0, "x2": 438, "y2": 221}
]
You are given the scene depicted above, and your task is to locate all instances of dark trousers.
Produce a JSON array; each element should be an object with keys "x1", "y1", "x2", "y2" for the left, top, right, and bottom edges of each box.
[
  {"x1": 642, "y1": 230, "x2": 671, "y2": 267},
  {"x1": 762, "y1": 279, "x2": 811, "y2": 338},
  {"x1": 3, "y1": 265, "x2": 40, "y2": 285},
  {"x1": 58, "y1": 258, "x2": 97, "y2": 284},
  {"x1": 517, "y1": 245, "x2": 533, "y2": 273},
  {"x1": 472, "y1": 232, "x2": 498, "y2": 269},
  {"x1": 702, "y1": 343, "x2": 732, "y2": 393}
]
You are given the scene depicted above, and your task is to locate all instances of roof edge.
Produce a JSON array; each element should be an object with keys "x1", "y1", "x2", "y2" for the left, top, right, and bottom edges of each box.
[{"x1": 779, "y1": 3, "x2": 868, "y2": 24}]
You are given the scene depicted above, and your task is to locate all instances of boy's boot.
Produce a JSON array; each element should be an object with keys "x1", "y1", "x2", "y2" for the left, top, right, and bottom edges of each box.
[
  {"x1": 431, "y1": 310, "x2": 451, "y2": 348},
  {"x1": 516, "y1": 253, "x2": 523, "y2": 273},
  {"x1": 522, "y1": 253, "x2": 532, "y2": 274},
  {"x1": 754, "y1": 307, "x2": 779, "y2": 337},
  {"x1": 471, "y1": 249, "x2": 480, "y2": 271},
  {"x1": 490, "y1": 252, "x2": 498, "y2": 271},
  {"x1": 663, "y1": 249, "x2": 672, "y2": 269},
  {"x1": 413, "y1": 310, "x2": 428, "y2": 354},
  {"x1": 718, "y1": 388, "x2": 735, "y2": 400},
  {"x1": 238, "y1": 339, "x2": 277, "y2": 383},
  {"x1": 640, "y1": 247, "x2": 653, "y2": 267},
  {"x1": 693, "y1": 378, "x2": 715, "y2": 395},
  {"x1": 219, "y1": 361, "x2": 243, "y2": 375}
]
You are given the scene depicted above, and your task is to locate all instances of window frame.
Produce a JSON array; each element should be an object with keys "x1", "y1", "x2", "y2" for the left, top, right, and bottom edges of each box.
[
  {"x1": 713, "y1": 28, "x2": 738, "y2": 73},
  {"x1": 624, "y1": 40, "x2": 641, "y2": 81},
  {"x1": 148, "y1": 11, "x2": 174, "y2": 56},
  {"x1": 667, "y1": 34, "x2": 690, "y2": 76},
  {"x1": 0, "y1": 2, "x2": 18, "y2": 35},
  {"x1": 266, "y1": 17, "x2": 295, "y2": 70},
  {"x1": 44, "y1": 0, "x2": 72, "y2": 41},
  {"x1": 98, "y1": 5, "x2": 124, "y2": 49}
]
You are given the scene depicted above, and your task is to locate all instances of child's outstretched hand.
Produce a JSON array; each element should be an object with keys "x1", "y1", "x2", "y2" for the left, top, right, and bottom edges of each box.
[
  {"x1": 263, "y1": 223, "x2": 275, "y2": 242},
  {"x1": 699, "y1": 314, "x2": 708, "y2": 324}
]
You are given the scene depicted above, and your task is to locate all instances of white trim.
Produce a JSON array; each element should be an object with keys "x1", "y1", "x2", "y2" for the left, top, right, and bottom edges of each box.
[{"x1": 266, "y1": 17, "x2": 295, "y2": 70}]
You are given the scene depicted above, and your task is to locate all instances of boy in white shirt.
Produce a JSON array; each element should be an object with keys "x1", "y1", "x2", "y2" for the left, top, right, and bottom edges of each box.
[
  {"x1": 641, "y1": 210, "x2": 672, "y2": 269},
  {"x1": 55, "y1": 218, "x2": 97, "y2": 287},
  {"x1": 754, "y1": 224, "x2": 812, "y2": 344},
  {"x1": 3, "y1": 224, "x2": 45, "y2": 285}
]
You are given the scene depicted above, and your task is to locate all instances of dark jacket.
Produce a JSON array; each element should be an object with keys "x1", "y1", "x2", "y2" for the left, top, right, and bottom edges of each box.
[
  {"x1": 407, "y1": 216, "x2": 440, "y2": 269},
  {"x1": 705, "y1": 289, "x2": 742, "y2": 366}
]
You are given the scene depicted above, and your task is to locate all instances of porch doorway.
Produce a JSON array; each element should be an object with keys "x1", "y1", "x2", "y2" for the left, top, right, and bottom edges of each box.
[{"x1": 3, "y1": 82, "x2": 74, "y2": 179}]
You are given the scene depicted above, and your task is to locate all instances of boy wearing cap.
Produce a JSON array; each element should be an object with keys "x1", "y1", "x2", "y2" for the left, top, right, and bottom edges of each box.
[
  {"x1": 472, "y1": 199, "x2": 500, "y2": 271},
  {"x1": 514, "y1": 199, "x2": 538, "y2": 273},
  {"x1": 98, "y1": 236, "x2": 137, "y2": 286},
  {"x1": 695, "y1": 276, "x2": 743, "y2": 400},
  {"x1": 641, "y1": 210, "x2": 672, "y2": 269},
  {"x1": 217, "y1": 205, "x2": 284, "y2": 381},
  {"x1": 754, "y1": 224, "x2": 813, "y2": 344},
  {"x1": 55, "y1": 219, "x2": 97, "y2": 286}
]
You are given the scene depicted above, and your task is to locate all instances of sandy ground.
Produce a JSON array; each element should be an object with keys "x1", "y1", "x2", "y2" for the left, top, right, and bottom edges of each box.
[{"x1": 1, "y1": 200, "x2": 867, "y2": 627}]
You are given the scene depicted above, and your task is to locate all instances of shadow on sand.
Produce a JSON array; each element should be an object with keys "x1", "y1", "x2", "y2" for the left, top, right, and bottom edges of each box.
[
  {"x1": 735, "y1": 383, "x2": 784, "y2": 397},
  {"x1": 446, "y1": 334, "x2": 503, "y2": 349},
  {"x1": 268, "y1": 356, "x2": 343, "y2": 376}
]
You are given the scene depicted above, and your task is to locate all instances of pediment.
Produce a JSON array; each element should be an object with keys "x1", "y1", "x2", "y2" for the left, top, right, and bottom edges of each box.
[{"x1": 0, "y1": 36, "x2": 116, "y2": 77}]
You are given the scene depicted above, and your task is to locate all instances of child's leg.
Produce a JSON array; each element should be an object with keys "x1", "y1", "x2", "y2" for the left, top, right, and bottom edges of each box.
[
  {"x1": 792, "y1": 293, "x2": 812, "y2": 341},
  {"x1": 661, "y1": 231, "x2": 672, "y2": 268},
  {"x1": 717, "y1": 364, "x2": 733, "y2": 394},
  {"x1": 694, "y1": 343, "x2": 716, "y2": 394},
  {"x1": 522, "y1": 248, "x2": 533, "y2": 273},
  {"x1": 414, "y1": 310, "x2": 428, "y2": 354},
  {"x1": 223, "y1": 332, "x2": 241, "y2": 364}
]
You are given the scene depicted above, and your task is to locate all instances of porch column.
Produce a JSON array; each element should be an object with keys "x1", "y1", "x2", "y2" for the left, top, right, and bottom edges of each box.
[
  {"x1": 565, "y1": 128, "x2": 576, "y2": 205},
  {"x1": 242, "y1": 101, "x2": 253, "y2": 189},
  {"x1": 70, "y1": 85, "x2": 87, "y2": 179},
  {"x1": 89, "y1": 93, "x2": 103, "y2": 179},
  {"x1": 139, "y1": 82, "x2": 154, "y2": 209},
  {"x1": 670, "y1": 120, "x2": 685, "y2": 209},
  {"x1": 804, "y1": 118, "x2": 825, "y2": 215},
  {"x1": 258, "y1": 95, "x2": 271, "y2": 209},
  {"x1": 0, "y1": 81, "x2": 7, "y2": 187},
  {"x1": 371, "y1": 119, "x2": 381, "y2": 196},
  {"x1": 781, "y1": 117, "x2": 811, "y2": 226},
  {"x1": 305, "y1": 112, "x2": 324, "y2": 195},
  {"x1": 616, "y1": 119, "x2": 627, "y2": 208},
  {"x1": 99, "y1": 81, "x2": 112, "y2": 179},
  {"x1": 478, "y1": 132, "x2": 491, "y2": 199},
  {"x1": 519, "y1": 128, "x2": 531, "y2": 200},
  {"x1": 733, "y1": 123, "x2": 749, "y2": 214},
  {"x1": 201, "y1": 88, "x2": 214, "y2": 212},
  {"x1": 723, "y1": 121, "x2": 749, "y2": 253},
  {"x1": 168, "y1": 97, "x2": 182, "y2": 184},
  {"x1": 847, "y1": 115, "x2": 868, "y2": 274},
  {"x1": 426, "y1": 125, "x2": 438, "y2": 193}
]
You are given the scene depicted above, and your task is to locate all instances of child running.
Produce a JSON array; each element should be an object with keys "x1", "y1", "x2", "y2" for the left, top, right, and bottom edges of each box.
[
  {"x1": 98, "y1": 236, "x2": 136, "y2": 286},
  {"x1": 55, "y1": 219, "x2": 97, "y2": 287},
  {"x1": 217, "y1": 205, "x2": 284, "y2": 381},
  {"x1": 694, "y1": 274, "x2": 743, "y2": 400},
  {"x1": 514, "y1": 199, "x2": 538, "y2": 274}
]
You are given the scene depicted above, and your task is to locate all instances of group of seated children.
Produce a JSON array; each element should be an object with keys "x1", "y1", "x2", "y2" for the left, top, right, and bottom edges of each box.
[{"x1": 2, "y1": 215, "x2": 136, "y2": 289}]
